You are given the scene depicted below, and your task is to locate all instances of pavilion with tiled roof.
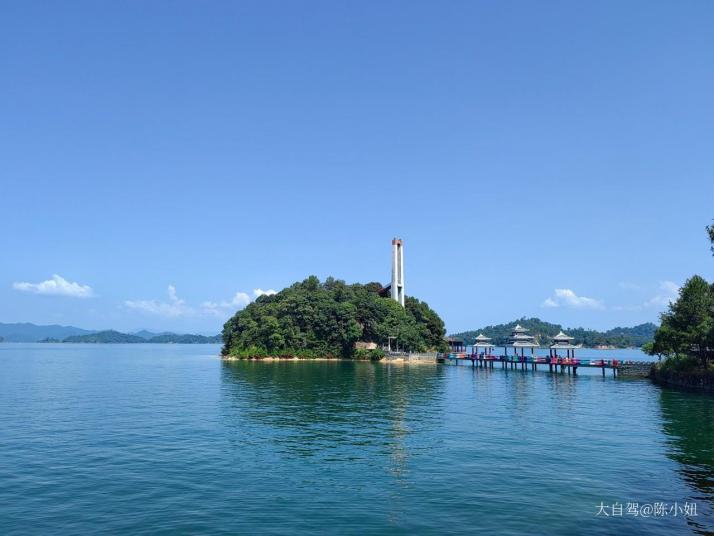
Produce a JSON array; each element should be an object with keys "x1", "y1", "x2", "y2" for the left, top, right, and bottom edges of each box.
[
  {"x1": 507, "y1": 324, "x2": 539, "y2": 359},
  {"x1": 549, "y1": 331, "x2": 579, "y2": 359},
  {"x1": 472, "y1": 333, "x2": 495, "y2": 357}
]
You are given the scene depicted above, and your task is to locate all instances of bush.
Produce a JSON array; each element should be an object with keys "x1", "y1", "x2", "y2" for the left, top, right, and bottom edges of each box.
[{"x1": 353, "y1": 348, "x2": 385, "y2": 361}]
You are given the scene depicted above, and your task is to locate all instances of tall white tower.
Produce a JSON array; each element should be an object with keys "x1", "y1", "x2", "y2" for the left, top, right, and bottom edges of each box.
[{"x1": 391, "y1": 238, "x2": 405, "y2": 307}]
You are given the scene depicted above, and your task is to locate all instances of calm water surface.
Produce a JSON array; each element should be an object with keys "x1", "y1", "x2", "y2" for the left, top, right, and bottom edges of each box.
[{"x1": 1, "y1": 344, "x2": 713, "y2": 535}]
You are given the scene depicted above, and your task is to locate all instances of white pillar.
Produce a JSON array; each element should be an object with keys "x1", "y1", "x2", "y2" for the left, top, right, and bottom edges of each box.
[
  {"x1": 398, "y1": 239, "x2": 405, "y2": 306},
  {"x1": 391, "y1": 238, "x2": 405, "y2": 307},
  {"x1": 391, "y1": 239, "x2": 398, "y2": 302}
]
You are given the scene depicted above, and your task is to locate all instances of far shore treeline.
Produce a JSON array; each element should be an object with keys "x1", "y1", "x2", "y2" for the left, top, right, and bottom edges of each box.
[
  {"x1": 222, "y1": 276, "x2": 448, "y2": 359},
  {"x1": 452, "y1": 318, "x2": 657, "y2": 349},
  {"x1": 61, "y1": 331, "x2": 221, "y2": 344}
]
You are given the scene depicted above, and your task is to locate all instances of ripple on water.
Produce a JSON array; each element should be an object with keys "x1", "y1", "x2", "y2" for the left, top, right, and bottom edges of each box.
[{"x1": 0, "y1": 345, "x2": 712, "y2": 535}]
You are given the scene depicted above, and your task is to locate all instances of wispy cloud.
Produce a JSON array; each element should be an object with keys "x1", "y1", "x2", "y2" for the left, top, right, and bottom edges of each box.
[
  {"x1": 612, "y1": 280, "x2": 680, "y2": 311},
  {"x1": 125, "y1": 285, "x2": 192, "y2": 317},
  {"x1": 201, "y1": 289, "x2": 276, "y2": 317},
  {"x1": 126, "y1": 286, "x2": 278, "y2": 318},
  {"x1": 201, "y1": 292, "x2": 251, "y2": 317},
  {"x1": 618, "y1": 281, "x2": 641, "y2": 291},
  {"x1": 13, "y1": 274, "x2": 94, "y2": 298},
  {"x1": 542, "y1": 288, "x2": 604, "y2": 310},
  {"x1": 645, "y1": 281, "x2": 679, "y2": 307},
  {"x1": 253, "y1": 288, "x2": 277, "y2": 298}
]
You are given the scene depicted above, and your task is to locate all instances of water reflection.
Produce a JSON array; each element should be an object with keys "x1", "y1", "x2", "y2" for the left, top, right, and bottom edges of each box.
[
  {"x1": 219, "y1": 360, "x2": 446, "y2": 473},
  {"x1": 660, "y1": 388, "x2": 714, "y2": 534}
]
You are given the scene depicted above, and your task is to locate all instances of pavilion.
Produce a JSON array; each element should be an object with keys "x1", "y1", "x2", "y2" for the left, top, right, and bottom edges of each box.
[
  {"x1": 472, "y1": 333, "x2": 495, "y2": 358},
  {"x1": 506, "y1": 324, "x2": 539, "y2": 360},
  {"x1": 549, "y1": 331, "x2": 579, "y2": 360},
  {"x1": 446, "y1": 336, "x2": 465, "y2": 352}
]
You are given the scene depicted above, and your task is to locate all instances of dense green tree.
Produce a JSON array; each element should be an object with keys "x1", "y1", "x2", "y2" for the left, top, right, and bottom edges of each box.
[
  {"x1": 222, "y1": 277, "x2": 447, "y2": 358},
  {"x1": 405, "y1": 296, "x2": 448, "y2": 350},
  {"x1": 708, "y1": 221, "x2": 714, "y2": 257},
  {"x1": 650, "y1": 275, "x2": 714, "y2": 366}
]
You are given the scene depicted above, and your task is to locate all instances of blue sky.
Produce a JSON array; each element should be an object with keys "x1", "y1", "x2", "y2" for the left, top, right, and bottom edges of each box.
[{"x1": 1, "y1": 1, "x2": 712, "y2": 334}]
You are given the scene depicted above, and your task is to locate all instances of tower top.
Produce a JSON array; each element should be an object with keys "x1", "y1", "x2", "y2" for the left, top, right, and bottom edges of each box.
[{"x1": 392, "y1": 238, "x2": 403, "y2": 246}]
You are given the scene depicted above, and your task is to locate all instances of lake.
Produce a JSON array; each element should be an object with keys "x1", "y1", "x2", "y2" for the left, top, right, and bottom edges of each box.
[{"x1": 1, "y1": 344, "x2": 712, "y2": 535}]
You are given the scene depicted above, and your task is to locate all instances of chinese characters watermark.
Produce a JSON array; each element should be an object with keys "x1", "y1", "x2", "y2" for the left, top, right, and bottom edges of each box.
[{"x1": 596, "y1": 501, "x2": 698, "y2": 518}]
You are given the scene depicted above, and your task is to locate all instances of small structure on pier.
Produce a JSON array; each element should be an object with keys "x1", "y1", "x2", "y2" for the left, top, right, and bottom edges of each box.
[
  {"x1": 472, "y1": 333, "x2": 495, "y2": 357},
  {"x1": 507, "y1": 324, "x2": 539, "y2": 359},
  {"x1": 446, "y1": 336, "x2": 465, "y2": 352},
  {"x1": 549, "y1": 331, "x2": 579, "y2": 359}
]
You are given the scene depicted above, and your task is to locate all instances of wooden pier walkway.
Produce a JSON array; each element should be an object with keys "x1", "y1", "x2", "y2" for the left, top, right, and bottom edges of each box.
[{"x1": 437, "y1": 353, "x2": 654, "y2": 377}]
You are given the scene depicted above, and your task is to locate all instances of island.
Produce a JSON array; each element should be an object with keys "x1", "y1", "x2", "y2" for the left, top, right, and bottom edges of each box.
[{"x1": 221, "y1": 276, "x2": 447, "y2": 359}]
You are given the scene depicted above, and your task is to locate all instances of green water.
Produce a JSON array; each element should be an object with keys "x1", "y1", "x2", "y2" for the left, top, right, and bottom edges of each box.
[{"x1": 1, "y1": 344, "x2": 712, "y2": 535}]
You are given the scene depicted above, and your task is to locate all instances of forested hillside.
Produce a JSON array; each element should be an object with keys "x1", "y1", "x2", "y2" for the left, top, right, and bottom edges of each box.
[
  {"x1": 451, "y1": 318, "x2": 657, "y2": 348},
  {"x1": 222, "y1": 276, "x2": 447, "y2": 358}
]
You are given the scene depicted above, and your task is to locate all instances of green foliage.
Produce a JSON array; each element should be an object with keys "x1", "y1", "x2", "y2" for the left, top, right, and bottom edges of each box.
[
  {"x1": 148, "y1": 333, "x2": 221, "y2": 344},
  {"x1": 648, "y1": 226, "x2": 714, "y2": 386},
  {"x1": 63, "y1": 330, "x2": 147, "y2": 343},
  {"x1": 656, "y1": 354, "x2": 705, "y2": 374},
  {"x1": 649, "y1": 275, "x2": 714, "y2": 366},
  {"x1": 221, "y1": 276, "x2": 447, "y2": 358},
  {"x1": 353, "y1": 348, "x2": 386, "y2": 361},
  {"x1": 451, "y1": 317, "x2": 657, "y2": 348},
  {"x1": 651, "y1": 353, "x2": 714, "y2": 391}
]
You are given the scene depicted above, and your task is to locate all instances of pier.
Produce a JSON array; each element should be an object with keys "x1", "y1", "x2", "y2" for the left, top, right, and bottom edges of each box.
[
  {"x1": 438, "y1": 326, "x2": 654, "y2": 377},
  {"x1": 438, "y1": 352, "x2": 626, "y2": 377}
]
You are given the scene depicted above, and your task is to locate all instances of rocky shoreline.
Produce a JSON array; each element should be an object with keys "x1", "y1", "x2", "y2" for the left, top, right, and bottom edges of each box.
[{"x1": 650, "y1": 367, "x2": 714, "y2": 394}]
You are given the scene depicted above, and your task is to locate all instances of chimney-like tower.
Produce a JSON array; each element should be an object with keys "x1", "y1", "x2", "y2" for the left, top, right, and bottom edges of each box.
[{"x1": 391, "y1": 238, "x2": 405, "y2": 307}]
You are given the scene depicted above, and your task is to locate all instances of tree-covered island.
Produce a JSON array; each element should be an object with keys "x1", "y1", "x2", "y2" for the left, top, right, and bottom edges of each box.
[{"x1": 221, "y1": 276, "x2": 447, "y2": 359}]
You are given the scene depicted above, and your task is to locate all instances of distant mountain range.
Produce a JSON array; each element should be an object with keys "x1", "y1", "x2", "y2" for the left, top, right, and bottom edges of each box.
[
  {"x1": 63, "y1": 330, "x2": 221, "y2": 344},
  {"x1": 0, "y1": 323, "x2": 221, "y2": 344},
  {"x1": 450, "y1": 317, "x2": 658, "y2": 349},
  {"x1": 0, "y1": 322, "x2": 94, "y2": 342}
]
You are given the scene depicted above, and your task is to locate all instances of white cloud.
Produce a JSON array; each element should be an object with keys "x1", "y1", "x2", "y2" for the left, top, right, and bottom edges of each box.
[
  {"x1": 201, "y1": 292, "x2": 252, "y2": 317},
  {"x1": 125, "y1": 285, "x2": 192, "y2": 317},
  {"x1": 125, "y1": 285, "x2": 278, "y2": 319},
  {"x1": 253, "y1": 288, "x2": 277, "y2": 298},
  {"x1": 618, "y1": 282, "x2": 641, "y2": 291},
  {"x1": 612, "y1": 281, "x2": 680, "y2": 311},
  {"x1": 644, "y1": 281, "x2": 679, "y2": 308},
  {"x1": 13, "y1": 274, "x2": 94, "y2": 298},
  {"x1": 542, "y1": 297, "x2": 558, "y2": 308},
  {"x1": 541, "y1": 288, "x2": 604, "y2": 310}
]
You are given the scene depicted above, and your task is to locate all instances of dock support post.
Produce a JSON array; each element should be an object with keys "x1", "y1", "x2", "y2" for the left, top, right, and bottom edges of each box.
[{"x1": 602, "y1": 367, "x2": 605, "y2": 377}]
